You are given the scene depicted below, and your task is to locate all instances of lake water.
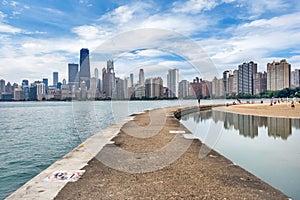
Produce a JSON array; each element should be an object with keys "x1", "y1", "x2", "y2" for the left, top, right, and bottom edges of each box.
[
  {"x1": 180, "y1": 110, "x2": 300, "y2": 199},
  {"x1": 1, "y1": 99, "x2": 206, "y2": 199}
]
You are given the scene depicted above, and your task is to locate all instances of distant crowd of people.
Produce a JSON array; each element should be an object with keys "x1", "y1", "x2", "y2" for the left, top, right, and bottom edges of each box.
[
  {"x1": 270, "y1": 97, "x2": 296, "y2": 108},
  {"x1": 231, "y1": 97, "x2": 297, "y2": 109}
]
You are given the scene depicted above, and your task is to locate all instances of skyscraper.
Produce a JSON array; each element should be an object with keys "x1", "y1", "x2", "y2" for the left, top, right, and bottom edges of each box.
[
  {"x1": 53, "y1": 72, "x2": 58, "y2": 87},
  {"x1": 238, "y1": 61, "x2": 257, "y2": 95},
  {"x1": 223, "y1": 70, "x2": 232, "y2": 96},
  {"x1": 291, "y1": 69, "x2": 300, "y2": 88},
  {"x1": 22, "y1": 80, "x2": 29, "y2": 100},
  {"x1": 167, "y1": 69, "x2": 179, "y2": 98},
  {"x1": 102, "y1": 60, "x2": 115, "y2": 98},
  {"x1": 94, "y1": 68, "x2": 99, "y2": 79},
  {"x1": 42, "y1": 78, "x2": 48, "y2": 94},
  {"x1": 179, "y1": 80, "x2": 189, "y2": 98},
  {"x1": 145, "y1": 77, "x2": 163, "y2": 98},
  {"x1": 115, "y1": 77, "x2": 125, "y2": 99},
  {"x1": 138, "y1": 69, "x2": 144, "y2": 86},
  {"x1": 0, "y1": 79, "x2": 5, "y2": 93},
  {"x1": 22, "y1": 80, "x2": 29, "y2": 87},
  {"x1": 253, "y1": 72, "x2": 267, "y2": 94},
  {"x1": 267, "y1": 59, "x2": 291, "y2": 91},
  {"x1": 68, "y1": 63, "x2": 79, "y2": 87},
  {"x1": 211, "y1": 77, "x2": 223, "y2": 97},
  {"x1": 79, "y1": 48, "x2": 91, "y2": 89},
  {"x1": 36, "y1": 82, "x2": 46, "y2": 100},
  {"x1": 130, "y1": 73, "x2": 134, "y2": 87}
]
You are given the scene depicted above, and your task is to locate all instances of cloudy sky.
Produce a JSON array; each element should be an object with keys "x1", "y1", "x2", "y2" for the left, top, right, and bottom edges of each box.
[{"x1": 1, "y1": 0, "x2": 300, "y2": 85}]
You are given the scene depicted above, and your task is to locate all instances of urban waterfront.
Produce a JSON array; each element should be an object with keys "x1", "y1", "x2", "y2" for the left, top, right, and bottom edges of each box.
[
  {"x1": 0, "y1": 100, "x2": 203, "y2": 199},
  {"x1": 1, "y1": 99, "x2": 298, "y2": 199},
  {"x1": 181, "y1": 110, "x2": 300, "y2": 199}
]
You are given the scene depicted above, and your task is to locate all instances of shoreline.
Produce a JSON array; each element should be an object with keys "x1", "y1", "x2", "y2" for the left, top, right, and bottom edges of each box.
[
  {"x1": 214, "y1": 102, "x2": 300, "y2": 119},
  {"x1": 7, "y1": 105, "x2": 289, "y2": 199}
]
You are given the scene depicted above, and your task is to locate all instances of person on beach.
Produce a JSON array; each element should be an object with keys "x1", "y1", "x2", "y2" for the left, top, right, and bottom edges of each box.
[
  {"x1": 270, "y1": 97, "x2": 274, "y2": 106},
  {"x1": 197, "y1": 98, "x2": 200, "y2": 108},
  {"x1": 291, "y1": 100, "x2": 295, "y2": 108},
  {"x1": 291, "y1": 97, "x2": 296, "y2": 108}
]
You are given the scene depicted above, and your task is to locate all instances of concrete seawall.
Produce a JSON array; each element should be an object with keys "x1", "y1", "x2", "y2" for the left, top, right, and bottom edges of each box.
[
  {"x1": 7, "y1": 104, "x2": 289, "y2": 199},
  {"x1": 174, "y1": 104, "x2": 223, "y2": 119},
  {"x1": 6, "y1": 116, "x2": 134, "y2": 200}
]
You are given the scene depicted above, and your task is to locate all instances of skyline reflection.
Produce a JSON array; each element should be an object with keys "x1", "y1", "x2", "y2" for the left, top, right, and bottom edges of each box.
[{"x1": 182, "y1": 110, "x2": 300, "y2": 140}]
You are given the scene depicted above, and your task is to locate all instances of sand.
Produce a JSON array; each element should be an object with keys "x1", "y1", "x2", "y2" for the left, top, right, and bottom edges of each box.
[
  {"x1": 214, "y1": 102, "x2": 300, "y2": 118},
  {"x1": 54, "y1": 106, "x2": 289, "y2": 199}
]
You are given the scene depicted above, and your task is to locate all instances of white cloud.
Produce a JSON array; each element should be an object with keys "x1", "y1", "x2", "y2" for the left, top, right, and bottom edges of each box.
[
  {"x1": 0, "y1": 11, "x2": 7, "y2": 19},
  {"x1": 99, "y1": 3, "x2": 151, "y2": 25},
  {"x1": 1, "y1": 0, "x2": 299, "y2": 84},
  {"x1": 107, "y1": 5, "x2": 134, "y2": 24},
  {"x1": 238, "y1": 0, "x2": 291, "y2": 19},
  {"x1": 72, "y1": 25, "x2": 102, "y2": 40},
  {"x1": 10, "y1": 0, "x2": 18, "y2": 7},
  {"x1": 0, "y1": 35, "x2": 91, "y2": 83},
  {"x1": 43, "y1": 7, "x2": 64, "y2": 16},
  {"x1": 221, "y1": 0, "x2": 236, "y2": 3},
  {"x1": 196, "y1": 12, "x2": 300, "y2": 75},
  {"x1": 140, "y1": 13, "x2": 210, "y2": 35},
  {"x1": 172, "y1": 0, "x2": 218, "y2": 14},
  {"x1": 0, "y1": 22, "x2": 22, "y2": 33},
  {"x1": 2, "y1": 0, "x2": 8, "y2": 5}
]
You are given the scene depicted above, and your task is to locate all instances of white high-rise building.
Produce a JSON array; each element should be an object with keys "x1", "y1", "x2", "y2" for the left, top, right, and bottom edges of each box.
[
  {"x1": 267, "y1": 59, "x2": 291, "y2": 91},
  {"x1": 124, "y1": 77, "x2": 131, "y2": 99},
  {"x1": 291, "y1": 69, "x2": 300, "y2": 88},
  {"x1": 167, "y1": 69, "x2": 179, "y2": 98},
  {"x1": 94, "y1": 67, "x2": 99, "y2": 80},
  {"x1": 179, "y1": 80, "x2": 189, "y2": 98},
  {"x1": 102, "y1": 60, "x2": 115, "y2": 98},
  {"x1": 36, "y1": 82, "x2": 45, "y2": 100},
  {"x1": 145, "y1": 77, "x2": 163, "y2": 98}
]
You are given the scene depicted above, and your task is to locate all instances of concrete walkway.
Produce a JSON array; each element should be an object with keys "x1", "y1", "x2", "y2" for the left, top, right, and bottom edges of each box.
[{"x1": 53, "y1": 106, "x2": 289, "y2": 199}]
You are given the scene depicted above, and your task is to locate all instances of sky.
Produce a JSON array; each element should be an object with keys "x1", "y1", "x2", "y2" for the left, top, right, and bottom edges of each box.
[{"x1": 1, "y1": 0, "x2": 300, "y2": 85}]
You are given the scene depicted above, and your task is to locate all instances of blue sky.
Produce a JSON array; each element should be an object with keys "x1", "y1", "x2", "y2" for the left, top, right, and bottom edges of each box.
[{"x1": 1, "y1": 0, "x2": 300, "y2": 84}]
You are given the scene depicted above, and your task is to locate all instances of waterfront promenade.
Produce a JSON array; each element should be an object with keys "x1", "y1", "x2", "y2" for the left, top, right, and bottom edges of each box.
[
  {"x1": 8, "y1": 104, "x2": 289, "y2": 199},
  {"x1": 55, "y1": 105, "x2": 288, "y2": 199}
]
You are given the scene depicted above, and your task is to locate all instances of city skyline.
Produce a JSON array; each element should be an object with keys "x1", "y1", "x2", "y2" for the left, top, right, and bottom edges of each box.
[
  {"x1": 1, "y1": 53, "x2": 299, "y2": 101},
  {"x1": 1, "y1": 1, "x2": 300, "y2": 84}
]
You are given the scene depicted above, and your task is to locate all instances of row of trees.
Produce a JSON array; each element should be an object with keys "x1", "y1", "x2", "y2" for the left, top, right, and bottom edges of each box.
[{"x1": 225, "y1": 87, "x2": 300, "y2": 99}]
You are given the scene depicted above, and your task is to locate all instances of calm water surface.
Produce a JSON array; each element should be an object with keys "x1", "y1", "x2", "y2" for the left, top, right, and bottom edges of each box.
[{"x1": 181, "y1": 110, "x2": 300, "y2": 199}]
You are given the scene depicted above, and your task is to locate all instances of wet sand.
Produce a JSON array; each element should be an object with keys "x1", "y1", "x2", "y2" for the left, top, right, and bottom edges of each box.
[{"x1": 55, "y1": 106, "x2": 289, "y2": 199}]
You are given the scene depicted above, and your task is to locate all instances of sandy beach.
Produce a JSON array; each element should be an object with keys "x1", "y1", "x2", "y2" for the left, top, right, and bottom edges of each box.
[
  {"x1": 54, "y1": 106, "x2": 289, "y2": 199},
  {"x1": 214, "y1": 102, "x2": 300, "y2": 118}
]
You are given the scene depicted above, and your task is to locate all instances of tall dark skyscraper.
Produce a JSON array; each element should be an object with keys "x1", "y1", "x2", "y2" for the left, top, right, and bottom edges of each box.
[
  {"x1": 0, "y1": 79, "x2": 5, "y2": 93},
  {"x1": 130, "y1": 73, "x2": 134, "y2": 87},
  {"x1": 68, "y1": 63, "x2": 79, "y2": 87},
  {"x1": 238, "y1": 61, "x2": 257, "y2": 95},
  {"x1": 139, "y1": 69, "x2": 144, "y2": 86},
  {"x1": 53, "y1": 72, "x2": 58, "y2": 87},
  {"x1": 42, "y1": 78, "x2": 48, "y2": 93},
  {"x1": 22, "y1": 80, "x2": 29, "y2": 87},
  {"x1": 79, "y1": 48, "x2": 91, "y2": 89}
]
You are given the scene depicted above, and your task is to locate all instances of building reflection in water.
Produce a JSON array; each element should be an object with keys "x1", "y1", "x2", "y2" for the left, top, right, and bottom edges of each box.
[{"x1": 183, "y1": 110, "x2": 300, "y2": 140}]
